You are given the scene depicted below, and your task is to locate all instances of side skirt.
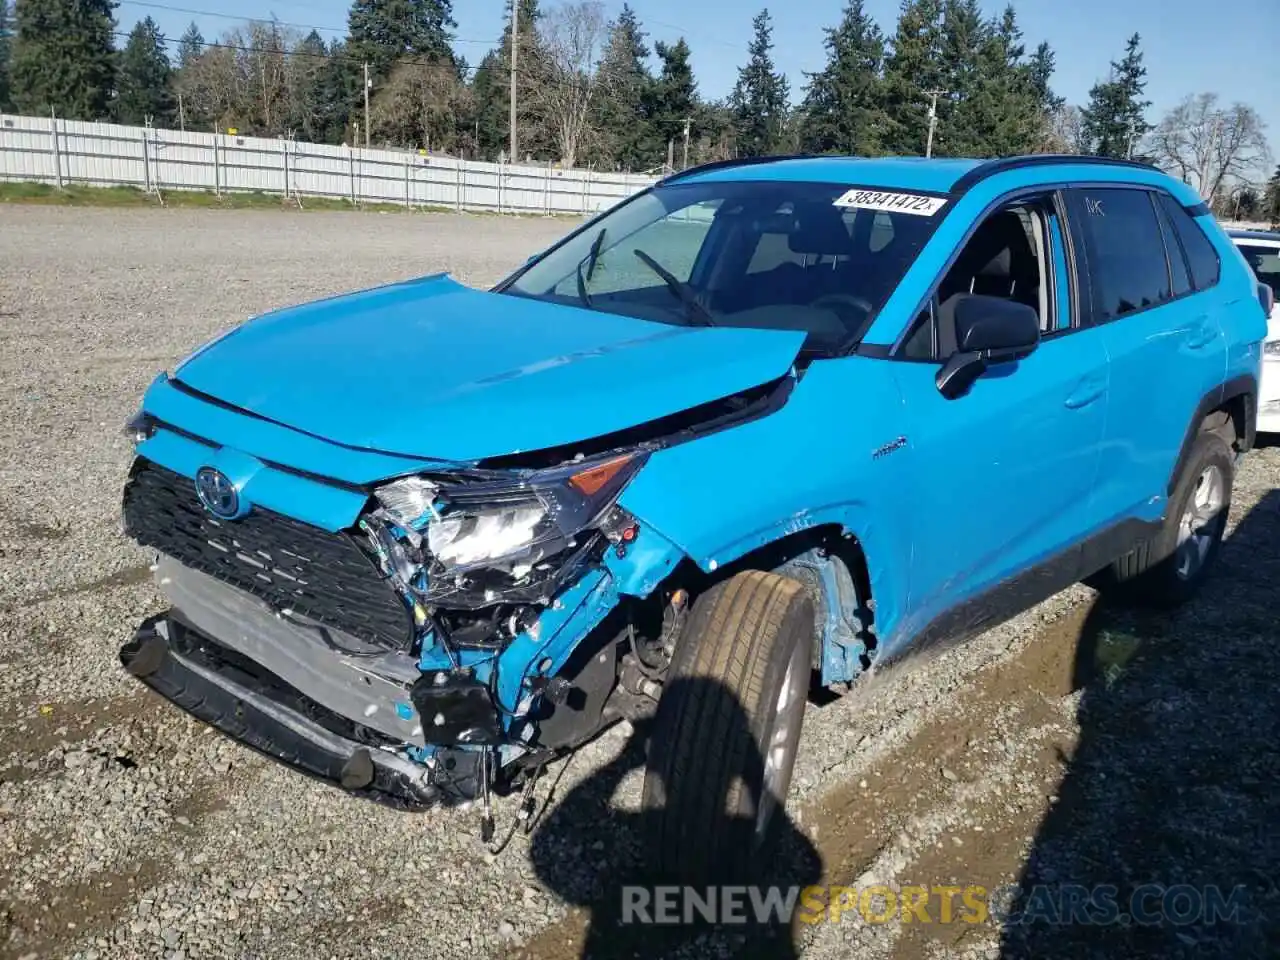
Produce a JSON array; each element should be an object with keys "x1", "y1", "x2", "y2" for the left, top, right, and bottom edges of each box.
[{"x1": 876, "y1": 517, "x2": 1162, "y2": 671}]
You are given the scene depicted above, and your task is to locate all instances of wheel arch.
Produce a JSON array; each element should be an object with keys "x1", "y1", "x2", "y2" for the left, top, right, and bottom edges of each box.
[{"x1": 1168, "y1": 373, "x2": 1256, "y2": 496}]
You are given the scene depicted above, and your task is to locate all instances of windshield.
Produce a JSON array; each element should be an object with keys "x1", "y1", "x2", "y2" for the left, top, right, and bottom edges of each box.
[
  {"x1": 1237, "y1": 243, "x2": 1280, "y2": 298},
  {"x1": 502, "y1": 179, "x2": 945, "y2": 356}
]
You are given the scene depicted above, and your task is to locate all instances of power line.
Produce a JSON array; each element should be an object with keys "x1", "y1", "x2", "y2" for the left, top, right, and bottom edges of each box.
[{"x1": 115, "y1": 0, "x2": 499, "y2": 45}]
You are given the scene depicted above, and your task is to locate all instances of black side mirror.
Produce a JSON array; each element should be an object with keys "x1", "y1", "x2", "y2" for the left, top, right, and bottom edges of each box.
[{"x1": 936, "y1": 294, "x2": 1041, "y2": 399}]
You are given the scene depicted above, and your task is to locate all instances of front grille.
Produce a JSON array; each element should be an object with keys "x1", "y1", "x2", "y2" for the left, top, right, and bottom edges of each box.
[{"x1": 123, "y1": 459, "x2": 413, "y2": 650}]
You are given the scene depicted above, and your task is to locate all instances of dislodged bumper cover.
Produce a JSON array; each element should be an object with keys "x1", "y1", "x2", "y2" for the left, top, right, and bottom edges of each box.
[{"x1": 119, "y1": 615, "x2": 479, "y2": 808}]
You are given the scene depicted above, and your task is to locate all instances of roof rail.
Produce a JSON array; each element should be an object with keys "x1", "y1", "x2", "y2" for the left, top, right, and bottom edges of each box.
[
  {"x1": 950, "y1": 153, "x2": 1158, "y2": 194},
  {"x1": 657, "y1": 153, "x2": 819, "y2": 185}
]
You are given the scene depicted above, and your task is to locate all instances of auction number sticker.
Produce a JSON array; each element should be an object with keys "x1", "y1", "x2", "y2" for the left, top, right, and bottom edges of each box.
[{"x1": 832, "y1": 189, "x2": 948, "y2": 217}]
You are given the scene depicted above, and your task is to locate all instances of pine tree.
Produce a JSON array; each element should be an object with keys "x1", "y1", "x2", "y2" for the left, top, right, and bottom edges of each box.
[
  {"x1": 176, "y1": 21, "x2": 202, "y2": 70},
  {"x1": 880, "y1": 0, "x2": 944, "y2": 155},
  {"x1": 114, "y1": 17, "x2": 173, "y2": 125},
  {"x1": 591, "y1": 4, "x2": 655, "y2": 170},
  {"x1": 348, "y1": 0, "x2": 456, "y2": 85},
  {"x1": 469, "y1": 0, "x2": 543, "y2": 160},
  {"x1": 1080, "y1": 33, "x2": 1150, "y2": 159},
  {"x1": 730, "y1": 9, "x2": 789, "y2": 158},
  {"x1": 798, "y1": 0, "x2": 886, "y2": 157},
  {"x1": 1265, "y1": 165, "x2": 1280, "y2": 229},
  {"x1": 12, "y1": 0, "x2": 117, "y2": 119},
  {"x1": 0, "y1": 0, "x2": 14, "y2": 112},
  {"x1": 647, "y1": 38, "x2": 697, "y2": 166}
]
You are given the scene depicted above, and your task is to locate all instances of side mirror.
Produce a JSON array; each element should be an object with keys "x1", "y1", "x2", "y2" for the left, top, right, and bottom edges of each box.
[{"x1": 936, "y1": 295, "x2": 1041, "y2": 399}]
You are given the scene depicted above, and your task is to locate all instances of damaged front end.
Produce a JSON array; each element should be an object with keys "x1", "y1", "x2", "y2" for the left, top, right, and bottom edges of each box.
[{"x1": 118, "y1": 440, "x2": 670, "y2": 816}]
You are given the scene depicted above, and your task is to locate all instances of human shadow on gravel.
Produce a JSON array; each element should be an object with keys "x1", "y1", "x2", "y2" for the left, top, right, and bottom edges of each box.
[
  {"x1": 529, "y1": 677, "x2": 822, "y2": 960},
  {"x1": 1001, "y1": 490, "x2": 1280, "y2": 959}
]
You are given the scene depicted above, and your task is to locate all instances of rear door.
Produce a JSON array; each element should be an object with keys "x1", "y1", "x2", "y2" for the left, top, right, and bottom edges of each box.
[{"x1": 1064, "y1": 186, "x2": 1228, "y2": 528}]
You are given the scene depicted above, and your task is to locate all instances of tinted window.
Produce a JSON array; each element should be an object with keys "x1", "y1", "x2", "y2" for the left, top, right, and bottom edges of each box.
[
  {"x1": 1158, "y1": 193, "x2": 1220, "y2": 291},
  {"x1": 1154, "y1": 201, "x2": 1192, "y2": 297},
  {"x1": 1069, "y1": 188, "x2": 1171, "y2": 322},
  {"x1": 1237, "y1": 243, "x2": 1280, "y2": 297}
]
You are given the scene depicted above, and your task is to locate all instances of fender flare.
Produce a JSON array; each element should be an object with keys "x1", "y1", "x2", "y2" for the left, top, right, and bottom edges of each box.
[{"x1": 1167, "y1": 373, "x2": 1256, "y2": 495}]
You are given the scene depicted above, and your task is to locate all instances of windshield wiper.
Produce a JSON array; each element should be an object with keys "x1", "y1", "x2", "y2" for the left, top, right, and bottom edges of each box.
[
  {"x1": 575, "y1": 227, "x2": 607, "y2": 308},
  {"x1": 632, "y1": 248, "x2": 715, "y2": 326}
]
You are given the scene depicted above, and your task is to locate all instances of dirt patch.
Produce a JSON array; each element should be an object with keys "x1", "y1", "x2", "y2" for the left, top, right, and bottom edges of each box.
[{"x1": 0, "y1": 694, "x2": 164, "y2": 785}]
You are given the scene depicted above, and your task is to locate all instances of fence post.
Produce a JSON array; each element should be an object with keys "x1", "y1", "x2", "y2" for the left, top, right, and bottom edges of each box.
[
  {"x1": 282, "y1": 139, "x2": 290, "y2": 198},
  {"x1": 580, "y1": 168, "x2": 589, "y2": 214},
  {"x1": 455, "y1": 159, "x2": 463, "y2": 212},
  {"x1": 49, "y1": 110, "x2": 63, "y2": 189},
  {"x1": 212, "y1": 129, "x2": 221, "y2": 196},
  {"x1": 544, "y1": 161, "x2": 551, "y2": 215},
  {"x1": 498, "y1": 163, "x2": 504, "y2": 215},
  {"x1": 404, "y1": 155, "x2": 411, "y2": 209},
  {"x1": 141, "y1": 124, "x2": 152, "y2": 193},
  {"x1": 348, "y1": 146, "x2": 356, "y2": 205}
]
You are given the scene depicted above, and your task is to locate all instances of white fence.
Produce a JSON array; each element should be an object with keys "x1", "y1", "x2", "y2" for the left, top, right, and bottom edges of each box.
[{"x1": 0, "y1": 113, "x2": 657, "y2": 215}]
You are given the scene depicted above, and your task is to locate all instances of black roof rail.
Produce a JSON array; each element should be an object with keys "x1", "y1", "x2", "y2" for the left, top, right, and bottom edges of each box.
[
  {"x1": 949, "y1": 153, "x2": 1158, "y2": 194},
  {"x1": 657, "y1": 153, "x2": 819, "y2": 185}
]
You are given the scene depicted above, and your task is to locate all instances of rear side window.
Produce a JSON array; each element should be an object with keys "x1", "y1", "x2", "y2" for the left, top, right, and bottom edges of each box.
[
  {"x1": 1153, "y1": 200, "x2": 1192, "y2": 297},
  {"x1": 1067, "y1": 188, "x2": 1171, "y2": 323},
  {"x1": 1157, "y1": 193, "x2": 1220, "y2": 291}
]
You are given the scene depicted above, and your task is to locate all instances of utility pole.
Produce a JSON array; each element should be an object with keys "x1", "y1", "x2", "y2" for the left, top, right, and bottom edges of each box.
[
  {"x1": 509, "y1": 0, "x2": 520, "y2": 162},
  {"x1": 363, "y1": 61, "x2": 371, "y2": 148},
  {"x1": 682, "y1": 118, "x2": 691, "y2": 171},
  {"x1": 925, "y1": 89, "x2": 943, "y2": 159},
  {"x1": 178, "y1": 92, "x2": 186, "y2": 132}
]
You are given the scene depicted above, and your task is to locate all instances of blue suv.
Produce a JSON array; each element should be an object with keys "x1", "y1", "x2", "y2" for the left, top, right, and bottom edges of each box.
[{"x1": 119, "y1": 154, "x2": 1269, "y2": 878}]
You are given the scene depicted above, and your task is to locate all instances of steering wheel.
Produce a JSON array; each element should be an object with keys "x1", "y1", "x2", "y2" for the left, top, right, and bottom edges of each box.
[{"x1": 811, "y1": 293, "x2": 874, "y2": 318}]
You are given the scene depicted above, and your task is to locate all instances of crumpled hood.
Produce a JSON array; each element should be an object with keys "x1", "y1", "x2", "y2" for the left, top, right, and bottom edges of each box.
[{"x1": 173, "y1": 274, "x2": 804, "y2": 462}]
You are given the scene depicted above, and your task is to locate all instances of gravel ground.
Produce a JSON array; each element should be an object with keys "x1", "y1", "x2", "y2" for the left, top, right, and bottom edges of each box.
[{"x1": 1, "y1": 205, "x2": 1276, "y2": 960}]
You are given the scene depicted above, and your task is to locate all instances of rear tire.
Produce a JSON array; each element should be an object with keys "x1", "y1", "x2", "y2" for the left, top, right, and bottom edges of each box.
[
  {"x1": 642, "y1": 570, "x2": 813, "y2": 884},
  {"x1": 1097, "y1": 430, "x2": 1233, "y2": 607}
]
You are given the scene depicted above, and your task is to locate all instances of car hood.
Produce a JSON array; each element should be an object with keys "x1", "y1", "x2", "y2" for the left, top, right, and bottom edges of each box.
[{"x1": 173, "y1": 274, "x2": 805, "y2": 462}]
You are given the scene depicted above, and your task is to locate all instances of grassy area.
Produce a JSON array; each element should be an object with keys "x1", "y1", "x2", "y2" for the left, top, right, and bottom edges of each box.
[{"x1": 0, "y1": 180, "x2": 582, "y2": 217}]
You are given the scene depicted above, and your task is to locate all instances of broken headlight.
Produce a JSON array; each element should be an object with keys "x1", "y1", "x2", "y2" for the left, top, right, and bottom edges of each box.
[{"x1": 372, "y1": 453, "x2": 646, "y2": 606}]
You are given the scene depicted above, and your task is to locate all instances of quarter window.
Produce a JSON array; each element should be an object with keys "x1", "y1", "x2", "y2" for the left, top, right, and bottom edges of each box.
[
  {"x1": 1157, "y1": 192, "x2": 1221, "y2": 291},
  {"x1": 1068, "y1": 188, "x2": 1171, "y2": 323}
]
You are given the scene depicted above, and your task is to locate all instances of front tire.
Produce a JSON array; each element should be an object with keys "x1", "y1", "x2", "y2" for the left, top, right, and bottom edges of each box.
[
  {"x1": 1100, "y1": 430, "x2": 1234, "y2": 607},
  {"x1": 642, "y1": 570, "x2": 813, "y2": 883}
]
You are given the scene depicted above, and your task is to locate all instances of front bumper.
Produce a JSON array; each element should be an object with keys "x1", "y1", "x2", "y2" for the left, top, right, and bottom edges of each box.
[{"x1": 120, "y1": 614, "x2": 481, "y2": 808}]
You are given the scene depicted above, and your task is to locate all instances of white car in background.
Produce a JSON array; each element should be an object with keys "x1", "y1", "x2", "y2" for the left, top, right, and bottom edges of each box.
[{"x1": 1229, "y1": 229, "x2": 1280, "y2": 433}]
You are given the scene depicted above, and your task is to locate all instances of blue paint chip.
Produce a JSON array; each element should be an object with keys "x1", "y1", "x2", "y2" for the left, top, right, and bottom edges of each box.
[{"x1": 395, "y1": 702, "x2": 414, "y2": 721}]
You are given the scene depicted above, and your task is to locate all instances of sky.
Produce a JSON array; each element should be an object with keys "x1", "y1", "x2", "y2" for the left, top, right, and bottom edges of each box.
[{"x1": 119, "y1": 0, "x2": 1279, "y2": 167}]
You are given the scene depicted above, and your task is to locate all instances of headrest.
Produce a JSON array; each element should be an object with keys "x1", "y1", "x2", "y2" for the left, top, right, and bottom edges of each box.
[{"x1": 786, "y1": 203, "x2": 854, "y2": 257}]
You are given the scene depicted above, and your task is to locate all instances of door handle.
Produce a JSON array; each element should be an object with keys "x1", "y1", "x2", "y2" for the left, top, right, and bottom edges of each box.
[
  {"x1": 1064, "y1": 373, "x2": 1106, "y2": 409},
  {"x1": 1186, "y1": 316, "x2": 1217, "y2": 350}
]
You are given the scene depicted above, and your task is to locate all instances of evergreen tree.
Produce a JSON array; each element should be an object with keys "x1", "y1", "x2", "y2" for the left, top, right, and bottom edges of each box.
[
  {"x1": 12, "y1": 0, "x2": 117, "y2": 119},
  {"x1": 646, "y1": 37, "x2": 697, "y2": 166},
  {"x1": 730, "y1": 9, "x2": 789, "y2": 158},
  {"x1": 798, "y1": 0, "x2": 886, "y2": 157},
  {"x1": 1265, "y1": 165, "x2": 1280, "y2": 229},
  {"x1": 1026, "y1": 40, "x2": 1062, "y2": 116},
  {"x1": 469, "y1": 0, "x2": 543, "y2": 160},
  {"x1": 880, "y1": 0, "x2": 944, "y2": 155},
  {"x1": 176, "y1": 21, "x2": 202, "y2": 70},
  {"x1": 114, "y1": 17, "x2": 173, "y2": 125},
  {"x1": 1080, "y1": 32, "x2": 1150, "y2": 159},
  {"x1": 591, "y1": 4, "x2": 654, "y2": 170},
  {"x1": 943, "y1": 4, "x2": 1041, "y2": 157},
  {"x1": 348, "y1": 0, "x2": 456, "y2": 85},
  {"x1": 0, "y1": 0, "x2": 14, "y2": 112}
]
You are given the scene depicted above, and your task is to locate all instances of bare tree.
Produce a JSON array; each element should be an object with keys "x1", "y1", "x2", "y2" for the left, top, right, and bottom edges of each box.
[
  {"x1": 1147, "y1": 93, "x2": 1272, "y2": 205},
  {"x1": 371, "y1": 61, "x2": 471, "y2": 152},
  {"x1": 1039, "y1": 103, "x2": 1085, "y2": 154},
  {"x1": 533, "y1": 2, "x2": 609, "y2": 169}
]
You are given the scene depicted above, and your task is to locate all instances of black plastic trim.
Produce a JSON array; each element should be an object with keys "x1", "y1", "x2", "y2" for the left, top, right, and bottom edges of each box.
[
  {"x1": 1167, "y1": 374, "x2": 1258, "y2": 495},
  {"x1": 1184, "y1": 201, "x2": 1212, "y2": 218},
  {"x1": 881, "y1": 516, "x2": 1162, "y2": 669},
  {"x1": 949, "y1": 154, "x2": 1157, "y2": 196}
]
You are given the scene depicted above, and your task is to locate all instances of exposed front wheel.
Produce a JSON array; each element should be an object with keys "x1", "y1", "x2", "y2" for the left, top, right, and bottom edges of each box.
[{"x1": 641, "y1": 570, "x2": 814, "y2": 883}]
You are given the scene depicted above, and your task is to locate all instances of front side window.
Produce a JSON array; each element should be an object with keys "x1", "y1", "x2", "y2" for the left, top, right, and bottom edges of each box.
[
  {"x1": 1067, "y1": 188, "x2": 1171, "y2": 323},
  {"x1": 503, "y1": 180, "x2": 945, "y2": 357}
]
